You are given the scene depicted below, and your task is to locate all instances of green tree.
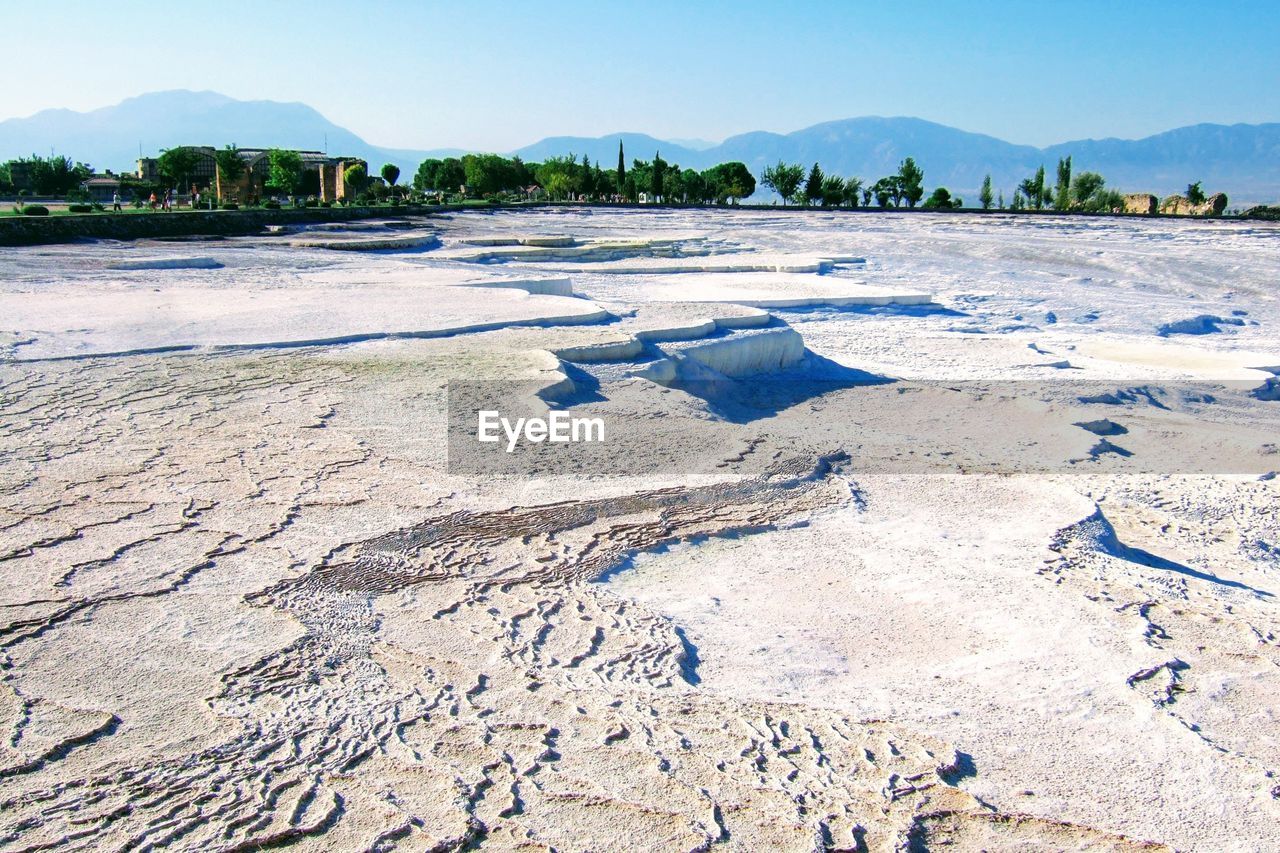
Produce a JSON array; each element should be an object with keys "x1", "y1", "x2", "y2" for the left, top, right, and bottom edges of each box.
[
  {"x1": 513, "y1": 156, "x2": 535, "y2": 189},
  {"x1": 535, "y1": 155, "x2": 582, "y2": 199},
  {"x1": 1018, "y1": 176, "x2": 1037, "y2": 209},
  {"x1": 545, "y1": 172, "x2": 572, "y2": 200},
  {"x1": 979, "y1": 174, "x2": 994, "y2": 210},
  {"x1": 463, "y1": 154, "x2": 521, "y2": 196},
  {"x1": 266, "y1": 149, "x2": 304, "y2": 196},
  {"x1": 1019, "y1": 165, "x2": 1048, "y2": 210},
  {"x1": 922, "y1": 187, "x2": 960, "y2": 209},
  {"x1": 627, "y1": 158, "x2": 652, "y2": 200},
  {"x1": 663, "y1": 165, "x2": 685, "y2": 203},
  {"x1": 1090, "y1": 189, "x2": 1125, "y2": 213},
  {"x1": 1186, "y1": 181, "x2": 1206, "y2": 205},
  {"x1": 616, "y1": 140, "x2": 626, "y2": 196},
  {"x1": 414, "y1": 158, "x2": 442, "y2": 191},
  {"x1": 380, "y1": 163, "x2": 401, "y2": 187},
  {"x1": 861, "y1": 187, "x2": 872, "y2": 207},
  {"x1": 436, "y1": 158, "x2": 466, "y2": 194},
  {"x1": 214, "y1": 145, "x2": 244, "y2": 198},
  {"x1": 1054, "y1": 156, "x2": 1072, "y2": 210},
  {"x1": 703, "y1": 161, "x2": 755, "y2": 203},
  {"x1": 651, "y1": 151, "x2": 667, "y2": 200},
  {"x1": 898, "y1": 157, "x2": 924, "y2": 207},
  {"x1": 344, "y1": 163, "x2": 368, "y2": 195},
  {"x1": 997, "y1": 190, "x2": 1005, "y2": 209},
  {"x1": 803, "y1": 162, "x2": 824, "y2": 205},
  {"x1": 871, "y1": 176, "x2": 898, "y2": 208},
  {"x1": 844, "y1": 176, "x2": 864, "y2": 207},
  {"x1": 579, "y1": 154, "x2": 595, "y2": 197},
  {"x1": 157, "y1": 146, "x2": 201, "y2": 190},
  {"x1": 16, "y1": 154, "x2": 94, "y2": 195},
  {"x1": 680, "y1": 169, "x2": 708, "y2": 204},
  {"x1": 1071, "y1": 171, "x2": 1106, "y2": 208},
  {"x1": 819, "y1": 175, "x2": 845, "y2": 206},
  {"x1": 760, "y1": 160, "x2": 804, "y2": 206}
]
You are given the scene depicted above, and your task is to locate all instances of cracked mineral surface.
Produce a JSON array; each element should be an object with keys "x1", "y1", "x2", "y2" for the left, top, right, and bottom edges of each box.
[{"x1": 1, "y1": 208, "x2": 1278, "y2": 850}]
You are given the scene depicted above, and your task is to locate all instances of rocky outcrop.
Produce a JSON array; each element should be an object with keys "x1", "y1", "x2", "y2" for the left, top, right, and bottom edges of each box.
[
  {"x1": 1123, "y1": 193, "x2": 1158, "y2": 215},
  {"x1": 1159, "y1": 193, "x2": 1228, "y2": 216},
  {"x1": 1241, "y1": 205, "x2": 1280, "y2": 221}
]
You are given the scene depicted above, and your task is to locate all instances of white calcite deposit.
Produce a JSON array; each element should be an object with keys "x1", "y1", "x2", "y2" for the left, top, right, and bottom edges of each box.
[{"x1": 1, "y1": 208, "x2": 1278, "y2": 851}]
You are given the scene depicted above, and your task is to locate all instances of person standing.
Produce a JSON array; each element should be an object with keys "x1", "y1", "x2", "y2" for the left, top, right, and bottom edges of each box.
[{"x1": 111, "y1": 191, "x2": 122, "y2": 212}]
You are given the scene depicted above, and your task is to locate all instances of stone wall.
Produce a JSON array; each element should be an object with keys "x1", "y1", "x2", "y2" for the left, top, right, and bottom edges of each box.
[
  {"x1": 318, "y1": 160, "x2": 367, "y2": 202},
  {"x1": 1122, "y1": 193, "x2": 1158, "y2": 215},
  {"x1": 0, "y1": 205, "x2": 430, "y2": 247},
  {"x1": 1159, "y1": 193, "x2": 1228, "y2": 216}
]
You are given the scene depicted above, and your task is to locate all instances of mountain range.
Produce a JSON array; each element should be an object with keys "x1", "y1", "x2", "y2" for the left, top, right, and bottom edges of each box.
[{"x1": 3, "y1": 90, "x2": 1278, "y2": 204}]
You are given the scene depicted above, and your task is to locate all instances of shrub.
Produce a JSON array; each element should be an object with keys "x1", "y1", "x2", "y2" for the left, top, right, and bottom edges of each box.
[
  {"x1": 22, "y1": 205, "x2": 50, "y2": 216},
  {"x1": 263, "y1": 200, "x2": 281, "y2": 209},
  {"x1": 319, "y1": 201, "x2": 332, "y2": 208},
  {"x1": 221, "y1": 203, "x2": 239, "y2": 211},
  {"x1": 67, "y1": 203, "x2": 93, "y2": 213}
]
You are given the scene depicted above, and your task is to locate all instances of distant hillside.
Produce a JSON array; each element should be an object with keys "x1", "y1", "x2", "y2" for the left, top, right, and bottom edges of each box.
[
  {"x1": 0, "y1": 90, "x2": 444, "y2": 178},
  {"x1": 512, "y1": 133, "x2": 702, "y2": 169},
  {"x1": 1043, "y1": 122, "x2": 1280, "y2": 202},
  {"x1": 520, "y1": 117, "x2": 1280, "y2": 205},
  {"x1": 3, "y1": 91, "x2": 1277, "y2": 205}
]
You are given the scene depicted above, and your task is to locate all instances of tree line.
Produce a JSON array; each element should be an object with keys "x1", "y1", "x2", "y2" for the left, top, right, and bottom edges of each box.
[
  {"x1": 757, "y1": 153, "x2": 1226, "y2": 214},
  {"x1": 2, "y1": 144, "x2": 1230, "y2": 217},
  {"x1": 0, "y1": 154, "x2": 95, "y2": 196},
  {"x1": 413, "y1": 143, "x2": 757, "y2": 204},
  {"x1": 410, "y1": 144, "x2": 1205, "y2": 215}
]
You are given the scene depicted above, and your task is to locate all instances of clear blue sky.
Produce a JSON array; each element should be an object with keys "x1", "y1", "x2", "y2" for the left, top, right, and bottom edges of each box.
[{"x1": 4, "y1": 0, "x2": 1277, "y2": 151}]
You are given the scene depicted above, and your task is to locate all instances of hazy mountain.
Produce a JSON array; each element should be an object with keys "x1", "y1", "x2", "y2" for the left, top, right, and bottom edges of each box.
[
  {"x1": 710, "y1": 117, "x2": 1046, "y2": 197},
  {"x1": 512, "y1": 133, "x2": 701, "y2": 169},
  {"x1": 0, "y1": 90, "x2": 447, "y2": 177},
  {"x1": 665, "y1": 137, "x2": 719, "y2": 151},
  {"x1": 1043, "y1": 122, "x2": 1280, "y2": 202},
  {"x1": 533, "y1": 117, "x2": 1280, "y2": 204},
  {"x1": 3, "y1": 91, "x2": 1277, "y2": 204}
]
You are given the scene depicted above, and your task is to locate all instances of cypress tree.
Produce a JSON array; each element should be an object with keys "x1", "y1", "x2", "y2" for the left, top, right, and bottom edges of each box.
[
  {"x1": 651, "y1": 150, "x2": 666, "y2": 200},
  {"x1": 803, "y1": 162, "x2": 824, "y2": 205},
  {"x1": 616, "y1": 141, "x2": 626, "y2": 195},
  {"x1": 1054, "y1": 156, "x2": 1072, "y2": 210}
]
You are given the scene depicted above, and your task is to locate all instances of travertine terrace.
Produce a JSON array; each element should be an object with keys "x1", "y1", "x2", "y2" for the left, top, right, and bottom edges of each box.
[{"x1": 2, "y1": 208, "x2": 1278, "y2": 850}]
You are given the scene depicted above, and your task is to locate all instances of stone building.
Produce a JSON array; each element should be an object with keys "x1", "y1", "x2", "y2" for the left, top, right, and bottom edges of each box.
[
  {"x1": 318, "y1": 159, "x2": 369, "y2": 202},
  {"x1": 1122, "y1": 193, "x2": 1158, "y2": 215},
  {"x1": 137, "y1": 147, "x2": 363, "y2": 201},
  {"x1": 81, "y1": 176, "x2": 122, "y2": 203},
  {"x1": 1159, "y1": 193, "x2": 1228, "y2": 216}
]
